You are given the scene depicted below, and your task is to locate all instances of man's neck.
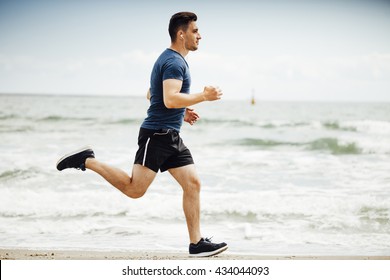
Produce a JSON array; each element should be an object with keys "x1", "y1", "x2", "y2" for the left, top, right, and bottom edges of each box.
[{"x1": 169, "y1": 42, "x2": 189, "y2": 57}]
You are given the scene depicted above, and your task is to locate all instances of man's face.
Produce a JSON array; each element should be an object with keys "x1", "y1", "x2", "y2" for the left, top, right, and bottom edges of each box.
[{"x1": 183, "y1": 21, "x2": 201, "y2": 51}]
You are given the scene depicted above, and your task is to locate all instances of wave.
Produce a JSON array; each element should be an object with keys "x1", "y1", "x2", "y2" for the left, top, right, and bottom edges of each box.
[
  {"x1": 0, "y1": 210, "x2": 129, "y2": 219},
  {"x1": 359, "y1": 206, "x2": 390, "y2": 227},
  {"x1": 237, "y1": 138, "x2": 301, "y2": 148},
  {"x1": 0, "y1": 114, "x2": 93, "y2": 122},
  {"x1": 105, "y1": 118, "x2": 143, "y2": 125},
  {"x1": 322, "y1": 121, "x2": 357, "y2": 132},
  {"x1": 199, "y1": 118, "x2": 311, "y2": 128},
  {"x1": 2, "y1": 204, "x2": 388, "y2": 229},
  {"x1": 204, "y1": 210, "x2": 259, "y2": 222},
  {"x1": 37, "y1": 115, "x2": 95, "y2": 122},
  {"x1": 0, "y1": 114, "x2": 20, "y2": 121},
  {"x1": 3, "y1": 114, "x2": 142, "y2": 125},
  {"x1": 199, "y1": 118, "x2": 256, "y2": 127},
  {"x1": 0, "y1": 168, "x2": 42, "y2": 182},
  {"x1": 38, "y1": 116, "x2": 143, "y2": 125},
  {"x1": 235, "y1": 137, "x2": 363, "y2": 155},
  {"x1": 3, "y1": 111, "x2": 389, "y2": 135},
  {"x1": 0, "y1": 169, "x2": 29, "y2": 180},
  {"x1": 0, "y1": 125, "x2": 34, "y2": 133},
  {"x1": 308, "y1": 138, "x2": 361, "y2": 155},
  {"x1": 85, "y1": 226, "x2": 141, "y2": 237},
  {"x1": 40, "y1": 116, "x2": 143, "y2": 127},
  {"x1": 204, "y1": 199, "x2": 390, "y2": 232},
  {"x1": 199, "y1": 118, "x2": 390, "y2": 135}
]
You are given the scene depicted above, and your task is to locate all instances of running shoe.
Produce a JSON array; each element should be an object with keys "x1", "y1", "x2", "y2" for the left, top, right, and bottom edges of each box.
[
  {"x1": 189, "y1": 237, "x2": 228, "y2": 257},
  {"x1": 56, "y1": 146, "x2": 95, "y2": 171}
]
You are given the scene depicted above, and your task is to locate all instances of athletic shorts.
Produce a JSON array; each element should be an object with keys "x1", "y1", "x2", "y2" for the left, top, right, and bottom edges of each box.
[{"x1": 134, "y1": 127, "x2": 194, "y2": 173}]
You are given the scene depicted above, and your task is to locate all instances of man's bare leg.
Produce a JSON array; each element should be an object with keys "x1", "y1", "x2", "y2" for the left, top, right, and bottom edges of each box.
[
  {"x1": 86, "y1": 159, "x2": 156, "y2": 199},
  {"x1": 57, "y1": 147, "x2": 227, "y2": 256},
  {"x1": 168, "y1": 164, "x2": 202, "y2": 244}
]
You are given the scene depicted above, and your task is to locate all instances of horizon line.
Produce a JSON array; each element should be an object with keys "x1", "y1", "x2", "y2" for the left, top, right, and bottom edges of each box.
[{"x1": 1, "y1": 92, "x2": 389, "y2": 103}]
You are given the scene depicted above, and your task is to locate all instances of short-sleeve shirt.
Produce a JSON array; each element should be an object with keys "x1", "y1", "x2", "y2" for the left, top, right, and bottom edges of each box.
[{"x1": 141, "y1": 48, "x2": 191, "y2": 132}]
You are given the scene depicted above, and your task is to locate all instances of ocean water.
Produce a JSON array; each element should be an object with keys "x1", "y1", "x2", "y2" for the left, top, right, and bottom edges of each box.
[{"x1": 0, "y1": 94, "x2": 389, "y2": 255}]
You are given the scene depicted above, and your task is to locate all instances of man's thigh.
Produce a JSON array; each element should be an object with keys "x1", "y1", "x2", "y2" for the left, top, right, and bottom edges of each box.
[
  {"x1": 131, "y1": 163, "x2": 157, "y2": 189},
  {"x1": 168, "y1": 164, "x2": 200, "y2": 190}
]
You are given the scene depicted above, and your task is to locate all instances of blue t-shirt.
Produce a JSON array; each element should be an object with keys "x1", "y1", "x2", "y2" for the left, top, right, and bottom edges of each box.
[{"x1": 141, "y1": 48, "x2": 191, "y2": 132}]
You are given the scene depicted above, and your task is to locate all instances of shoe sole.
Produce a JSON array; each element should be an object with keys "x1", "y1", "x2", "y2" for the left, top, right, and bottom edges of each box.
[
  {"x1": 189, "y1": 245, "x2": 228, "y2": 258},
  {"x1": 56, "y1": 146, "x2": 93, "y2": 170}
]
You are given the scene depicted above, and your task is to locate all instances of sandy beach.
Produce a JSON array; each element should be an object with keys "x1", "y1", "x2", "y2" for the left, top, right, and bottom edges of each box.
[{"x1": 1, "y1": 249, "x2": 389, "y2": 260}]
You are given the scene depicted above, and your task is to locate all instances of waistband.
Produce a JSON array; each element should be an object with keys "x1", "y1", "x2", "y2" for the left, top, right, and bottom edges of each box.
[{"x1": 140, "y1": 127, "x2": 179, "y2": 135}]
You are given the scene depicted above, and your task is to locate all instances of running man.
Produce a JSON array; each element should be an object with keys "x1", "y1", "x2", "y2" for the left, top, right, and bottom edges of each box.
[{"x1": 57, "y1": 12, "x2": 227, "y2": 257}]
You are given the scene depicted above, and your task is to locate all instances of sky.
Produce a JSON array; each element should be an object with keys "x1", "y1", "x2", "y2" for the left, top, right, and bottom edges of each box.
[{"x1": 0, "y1": 0, "x2": 390, "y2": 101}]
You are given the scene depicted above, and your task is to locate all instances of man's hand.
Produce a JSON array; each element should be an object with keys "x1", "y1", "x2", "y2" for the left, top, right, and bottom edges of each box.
[
  {"x1": 184, "y1": 108, "x2": 200, "y2": 125},
  {"x1": 202, "y1": 86, "x2": 223, "y2": 101}
]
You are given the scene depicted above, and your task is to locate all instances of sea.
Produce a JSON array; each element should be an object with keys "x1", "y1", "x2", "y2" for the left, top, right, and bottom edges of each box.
[{"x1": 0, "y1": 94, "x2": 389, "y2": 256}]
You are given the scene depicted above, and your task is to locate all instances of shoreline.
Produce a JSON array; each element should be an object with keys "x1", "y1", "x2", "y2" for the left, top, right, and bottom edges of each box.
[{"x1": 1, "y1": 249, "x2": 389, "y2": 260}]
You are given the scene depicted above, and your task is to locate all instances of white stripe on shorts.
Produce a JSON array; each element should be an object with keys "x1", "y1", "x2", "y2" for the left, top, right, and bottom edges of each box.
[{"x1": 142, "y1": 137, "x2": 151, "y2": 166}]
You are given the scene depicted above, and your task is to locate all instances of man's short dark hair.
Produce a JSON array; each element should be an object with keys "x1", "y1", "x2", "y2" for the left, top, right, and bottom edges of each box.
[{"x1": 169, "y1": 12, "x2": 197, "y2": 43}]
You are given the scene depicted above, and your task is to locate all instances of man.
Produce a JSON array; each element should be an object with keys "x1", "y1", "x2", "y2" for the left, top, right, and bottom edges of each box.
[{"x1": 57, "y1": 12, "x2": 227, "y2": 257}]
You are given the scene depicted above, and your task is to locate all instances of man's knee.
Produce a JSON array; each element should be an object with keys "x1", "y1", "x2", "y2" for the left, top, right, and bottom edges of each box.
[
  {"x1": 125, "y1": 188, "x2": 146, "y2": 199},
  {"x1": 189, "y1": 176, "x2": 201, "y2": 193},
  {"x1": 123, "y1": 183, "x2": 147, "y2": 199}
]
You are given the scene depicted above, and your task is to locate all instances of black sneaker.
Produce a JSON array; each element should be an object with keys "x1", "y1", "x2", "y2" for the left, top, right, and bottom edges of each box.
[
  {"x1": 56, "y1": 146, "x2": 95, "y2": 171},
  {"x1": 189, "y1": 237, "x2": 228, "y2": 257}
]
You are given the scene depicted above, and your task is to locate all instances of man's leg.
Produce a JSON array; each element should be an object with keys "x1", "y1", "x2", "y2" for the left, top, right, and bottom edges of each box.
[
  {"x1": 86, "y1": 159, "x2": 157, "y2": 199},
  {"x1": 168, "y1": 164, "x2": 202, "y2": 244}
]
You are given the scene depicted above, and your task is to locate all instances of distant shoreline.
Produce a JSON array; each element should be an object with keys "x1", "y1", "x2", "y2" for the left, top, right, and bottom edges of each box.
[
  {"x1": 1, "y1": 92, "x2": 389, "y2": 103},
  {"x1": 1, "y1": 249, "x2": 389, "y2": 260},
  {"x1": 0, "y1": 92, "x2": 144, "y2": 99}
]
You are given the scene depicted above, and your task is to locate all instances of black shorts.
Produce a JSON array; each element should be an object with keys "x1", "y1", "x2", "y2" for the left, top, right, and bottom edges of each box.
[{"x1": 134, "y1": 127, "x2": 194, "y2": 173}]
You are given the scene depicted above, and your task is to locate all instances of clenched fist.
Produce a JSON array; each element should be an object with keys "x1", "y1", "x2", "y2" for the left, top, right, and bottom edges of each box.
[{"x1": 202, "y1": 86, "x2": 223, "y2": 101}]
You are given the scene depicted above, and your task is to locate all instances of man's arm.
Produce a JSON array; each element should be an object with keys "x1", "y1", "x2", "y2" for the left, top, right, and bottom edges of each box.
[
  {"x1": 146, "y1": 88, "x2": 151, "y2": 100},
  {"x1": 163, "y1": 79, "x2": 222, "y2": 109}
]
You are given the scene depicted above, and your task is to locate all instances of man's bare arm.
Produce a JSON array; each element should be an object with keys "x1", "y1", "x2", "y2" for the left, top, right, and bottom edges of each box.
[
  {"x1": 163, "y1": 79, "x2": 222, "y2": 109},
  {"x1": 146, "y1": 88, "x2": 151, "y2": 100}
]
